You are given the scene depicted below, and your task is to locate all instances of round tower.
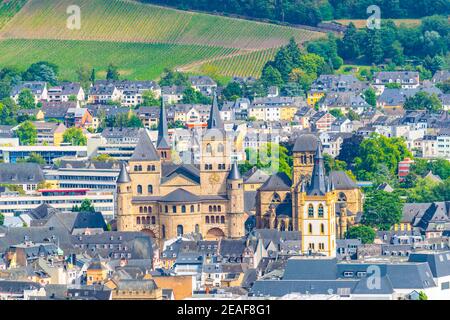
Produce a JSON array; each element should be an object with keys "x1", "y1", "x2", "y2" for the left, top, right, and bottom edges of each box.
[
  {"x1": 116, "y1": 162, "x2": 132, "y2": 231},
  {"x1": 226, "y1": 162, "x2": 245, "y2": 238}
]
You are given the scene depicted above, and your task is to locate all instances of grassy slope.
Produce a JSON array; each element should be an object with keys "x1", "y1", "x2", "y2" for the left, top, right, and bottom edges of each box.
[
  {"x1": 0, "y1": 0, "x2": 27, "y2": 30},
  {"x1": 0, "y1": 0, "x2": 324, "y2": 80}
]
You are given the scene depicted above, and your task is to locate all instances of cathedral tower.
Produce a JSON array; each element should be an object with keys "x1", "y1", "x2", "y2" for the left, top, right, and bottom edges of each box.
[
  {"x1": 296, "y1": 142, "x2": 337, "y2": 257},
  {"x1": 200, "y1": 93, "x2": 230, "y2": 195},
  {"x1": 156, "y1": 99, "x2": 171, "y2": 162}
]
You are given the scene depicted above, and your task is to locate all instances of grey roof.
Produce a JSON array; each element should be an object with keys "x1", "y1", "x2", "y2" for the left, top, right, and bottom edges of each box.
[
  {"x1": 207, "y1": 93, "x2": 223, "y2": 130},
  {"x1": 243, "y1": 167, "x2": 269, "y2": 184},
  {"x1": 259, "y1": 172, "x2": 292, "y2": 191},
  {"x1": 408, "y1": 251, "x2": 450, "y2": 278},
  {"x1": 0, "y1": 280, "x2": 42, "y2": 294},
  {"x1": 244, "y1": 191, "x2": 257, "y2": 213},
  {"x1": 161, "y1": 163, "x2": 200, "y2": 185},
  {"x1": 27, "y1": 203, "x2": 59, "y2": 221},
  {"x1": 160, "y1": 188, "x2": 201, "y2": 203},
  {"x1": 115, "y1": 279, "x2": 158, "y2": 291},
  {"x1": 292, "y1": 134, "x2": 319, "y2": 152},
  {"x1": 156, "y1": 99, "x2": 170, "y2": 149},
  {"x1": 219, "y1": 239, "x2": 247, "y2": 257},
  {"x1": 130, "y1": 130, "x2": 160, "y2": 161},
  {"x1": 283, "y1": 258, "x2": 337, "y2": 280},
  {"x1": 72, "y1": 211, "x2": 107, "y2": 232},
  {"x1": 227, "y1": 162, "x2": 241, "y2": 180},
  {"x1": 117, "y1": 162, "x2": 131, "y2": 184},
  {"x1": 329, "y1": 171, "x2": 357, "y2": 190},
  {"x1": 0, "y1": 163, "x2": 45, "y2": 184},
  {"x1": 306, "y1": 143, "x2": 327, "y2": 196}
]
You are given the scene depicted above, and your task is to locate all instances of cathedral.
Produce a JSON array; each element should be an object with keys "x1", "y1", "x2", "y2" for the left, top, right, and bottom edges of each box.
[
  {"x1": 255, "y1": 134, "x2": 363, "y2": 257},
  {"x1": 116, "y1": 96, "x2": 246, "y2": 242},
  {"x1": 117, "y1": 96, "x2": 363, "y2": 257}
]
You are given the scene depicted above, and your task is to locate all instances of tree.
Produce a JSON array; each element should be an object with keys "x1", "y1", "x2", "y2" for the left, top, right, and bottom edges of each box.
[
  {"x1": 419, "y1": 291, "x2": 428, "y2": 300},
  {"x1": 338, "y1": 22, "x2": 360, "y2": 60},
  {"x1": 363, "y1": 88, "x2": 377, "y2": 107},
  {"x1": 181, "y1": 87, "x2": 211, "y2": 104},
  {"x1": 323, "y1": 154, "x2": 347, "y2": 173},
  {"x1": 0, "y1": 81, "x2": 11, "y2": 100},
  {"x1": 404, "y1": 91, "x2": 442, "y2": 112},
  {"x1": 353, "y1": 134, "x2": 412, "y2": 181},
  {"x1": 22, "y1": 61, "x2": 58, "y2": 85},
  {"x1": 91, "y1": 154, "x2": 117, "y2": 162},
  {"x1": 72, "y1": 199, "x2": 96, "y2": 212},
  {"x1": 23, "y1": 152, "x2": 46, "y2": 165},
  {"x1": 345, "y1": 225, "x2": 376, "y2": 244},
  {"x1": 63, "y1": 128, "x2": 87, "y2": 146},
  {"x1": 0, "y1": 98, "x2": 18, "y2": 125},
  {"x1": 347, "y1": 109, "x2": 361, "y2": 121},
  {"x1": 18, "y1": 89, "x2": 36, "y2": 109},
  {"x1": 362, "y1": 190, "x2": 403, "y2": 231},
  {"x1": 261, "y1": 65, "x2": 283, "y2": 88},
  {"x1": 16, "y1": 121, "x2": 37, "y2": 145},
  {"x1": 222, "y1": 82, "x2": 242, "y2": 100},
  {"x1": 142, "y1": 90, "x2": 159, "y2": 106},
  {"x1": 337, "y1": 135, "x2": 363, "y2": 166},
  {"x1": 0, "y1": 212, "x2": 3, "y2": 226},
  {"x1": 366, "y1": 29, "x2": 384, "y2": 64},
  {"x1": 106, "y1": 63, "x2": 120, "y2": 81},
  {"x1": 159, "y1": 69, "x2": 189, "y2": 86},
  {"x1": 329, "y1": 109, "x2": 344, "y2": 119}
]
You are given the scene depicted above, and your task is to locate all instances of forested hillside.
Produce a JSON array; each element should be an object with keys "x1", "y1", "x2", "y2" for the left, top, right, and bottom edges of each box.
[{"x1": 139, "y1": 0, "x2": 450, "y2": 26}]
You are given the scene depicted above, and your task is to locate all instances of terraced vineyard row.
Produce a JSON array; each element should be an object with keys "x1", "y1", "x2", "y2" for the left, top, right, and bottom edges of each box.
[
  {"x1": 199, "y1": 48, "x2": 279, "y2": 77},
  {"x1": 0, "y1": 0, "x2": 27, "y2": 31},
  {"x1": 1, "y1": 0, "x2": 323, "y2": 50},
  {"x1": 0, "y1": 39, "x2": 238, "y2": 80}
]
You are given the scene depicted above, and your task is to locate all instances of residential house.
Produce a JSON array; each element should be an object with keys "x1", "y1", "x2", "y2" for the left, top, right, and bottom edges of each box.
[
  {"x1": 11, "y1": 82, "x2": 48, "y2": 104},
  {"x1": 162, "y1": 86, "x2": 185, "y2": 105},
  {"x1": 47, "y1": 83, "x2": 85, "y2": 102},
  {"x1": 373, "y1": 71, "x2": 420, "y2": 95},
  {"x1": 189, "y1": 76, "x2": 217, "y2": 96}
]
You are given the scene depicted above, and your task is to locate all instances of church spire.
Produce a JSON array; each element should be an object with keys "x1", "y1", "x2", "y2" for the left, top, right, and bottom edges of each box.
[
  {"x1": 117, "y1": 162, "x2": 131, "y2": 184},
  {"x1": 156, "y1": 98, "x2": 170, "y2": 150},
  {"x1": 307, "y1": 141, "x2": 327, "y2": 196},
  {"x1": 207, "y1": 91, "x2": 223, "y2": 130}
]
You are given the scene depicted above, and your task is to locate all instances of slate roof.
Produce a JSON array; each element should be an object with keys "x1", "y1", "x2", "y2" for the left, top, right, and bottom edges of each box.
[
  {"x1": 160, "y1": 188, "x2": 201, "y2": 203},
  {"x1": 244, "y1": 191, "x2": 257, "y2": 213},
  {"x1": 161, "y1": 163, "x2": 200, "y2": 184},
  {"x1": 292, "y1": 134, "x2": 319, "y2": 152},
  {"x1": 129, "y1": 130, "x2": 160, "y2": 161},
  {"x1": 259, "y1": 172, "x2": 292, "y2": 191},
  {"x1": 72, "y1": 211, "x2": 107, "y2": 232},
  {"x1": 0, "y1": 163, "x2": 45, "y2": 184},
  {"x1": 207, "y1": 93, "x2": 223, "y2": 130},
  {"x1": 243, "y1": 167, "x2": 270, "y2": 184},
  {"x1": 306, "y1": 143, "x2": 327, "y2": 196},
  {"x1": 408, "y1": 251, "x2": 450, "y2": 278},
  {"x1": 156, "y1": 99, "x2": 170, "y2": 149},
  {"x1": 329, "y1": 171, "x2": 357, "y2": 190},
  {"x1": 117, "y1": 162, "x2": 131, "y2": 184},
  {"x1": 227, "y1": 162, "x2": 241, "y2": 180},
  {"x1": 0, "y1": 280, "x2": 42, "y2": 294}
]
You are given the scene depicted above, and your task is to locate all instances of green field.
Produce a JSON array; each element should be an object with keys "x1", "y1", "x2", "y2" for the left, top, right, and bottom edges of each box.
[
  {"x1": 0, "y1": 0, "x2": 324, "y2": 79},
  {"x1": 0, "y1": 0, "x2": 27, "y2": 30},
  {"x1": 0, "y1": 39, "x2": 237, "y2": 80}
]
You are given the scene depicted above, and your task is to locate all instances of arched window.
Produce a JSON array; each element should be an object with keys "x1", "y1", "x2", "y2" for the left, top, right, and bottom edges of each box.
[
  {"x1": 211, "y1": 216, "x2": 215, "y2": 224},
  {"x1": 144, "y1": 207, "x2": 148, "y2": 213},
  {"x1": 197, "y1": 204, "x2": 200, "y2": 211},
  {"x1": 217, "y1": 143, "x2": 224, "y2": 153},
  {"x1": 137, "y1": 185, "x2": 142, "y2": 194},
  {"x1": 134, "y1": 165, "x2": 138, "y2": 171},
  {"x1": 216, "y1": 216, "x2": 220, "y2": 223},
  {"x1": 136, "y1": 217, "x2": 141, "y2": 224},
  {"x1": 213, "y1": 205, "x2": 217, "y2": 212},
  {"x1": 148, "y1": 185, "x2": 153, "y2": 194},
  {"x1": 206, "y1": 216, "x2": 210, "y2": 224},
  {"x1": 164, "y1": 205, "x2": 168, "y2": 213},
  {"x1": 172, "y1": 206, "x2": 177, "y2": 213},
  {"x1": 138, "y1": 165, "x2": 142, "y2": 171},
  {"x1": 318, "y1": 204, "x2": 324, "y2": 218},
  {"x1": 151, "y1": 216, "x2": 156, "y2": 225},
  {"x1": 271, "y1": 193, "x2": 281, "y2": 203},
  {"x1": 206, "y1": 143, "x2": 212, "y2": 154},
  {"x1": 190, "y1": 205, "x2": 194, "y2": 213},
  {"x1": 146, "y1": 216, "x2": 150, "y2": 224},
  {"x1": 308, "y1": 204, "x2": 314, "y2": 218},
  {"x1": 161, "y1": 225, "x2": 166, "y2": 238},
  {"x1": 218, "y1": 206, "x2": 221, "y2": 212},
  {"x1": 148, "y1": 206, "x2": 152, "y2": 213},
  {"x1": 139, "y1": 207, "x2": 143, "y2": 213},
  {"x1": 221, "y1": 216, "x2": 225, "y2": 224},
  {"x1": 177, "y1": 225, "x2": 184, "y2": 236},
  {"x1": 181, "y1": 205, "x2": 186, "y2": 213},
  {"x1": 320, "y1": 223, "x2": 325, "y2": 234},
  {"x1": 308, "y1": 223, "x2": 313, "y2": 234},
  {"x1": 209, "y1": 205, "x2": 213, "y2": 212},
  {"x1": 280, "y1": 220, "x2": 286, "y2": 231}
]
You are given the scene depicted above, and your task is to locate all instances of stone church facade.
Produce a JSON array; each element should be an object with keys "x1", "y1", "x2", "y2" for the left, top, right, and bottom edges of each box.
[{"x1": 116, "y1": 97, "x2": 246, "y2": 243}]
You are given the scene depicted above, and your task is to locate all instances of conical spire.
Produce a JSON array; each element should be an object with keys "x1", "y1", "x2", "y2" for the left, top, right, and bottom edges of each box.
[
  {"x1": 227, "y1": 162, "x2": 242, "y2": 180},
  {"x1": 307, "y1": 140, "x2": 327, "y2": 196},
  {"x1": 117, "y1": 162, "x2": 131, "y2": 184},
  {"x1": 157, "y1": 98, "x2": 170, "y2": 149},
  {"x1": 207, "y1": 92, "x2": 223, "y2": 129}
]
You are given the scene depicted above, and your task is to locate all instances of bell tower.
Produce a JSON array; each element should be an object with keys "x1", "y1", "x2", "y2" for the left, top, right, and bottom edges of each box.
[
  {"x1": 117, "y1": 162, "x2": 132, "y2": 231},
  {"x1": 200, "y1": 93, "x2": 230, "y2": 195},
  {"x1": 156, "y1": 99, "x2": 171, "y2": 162}
]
